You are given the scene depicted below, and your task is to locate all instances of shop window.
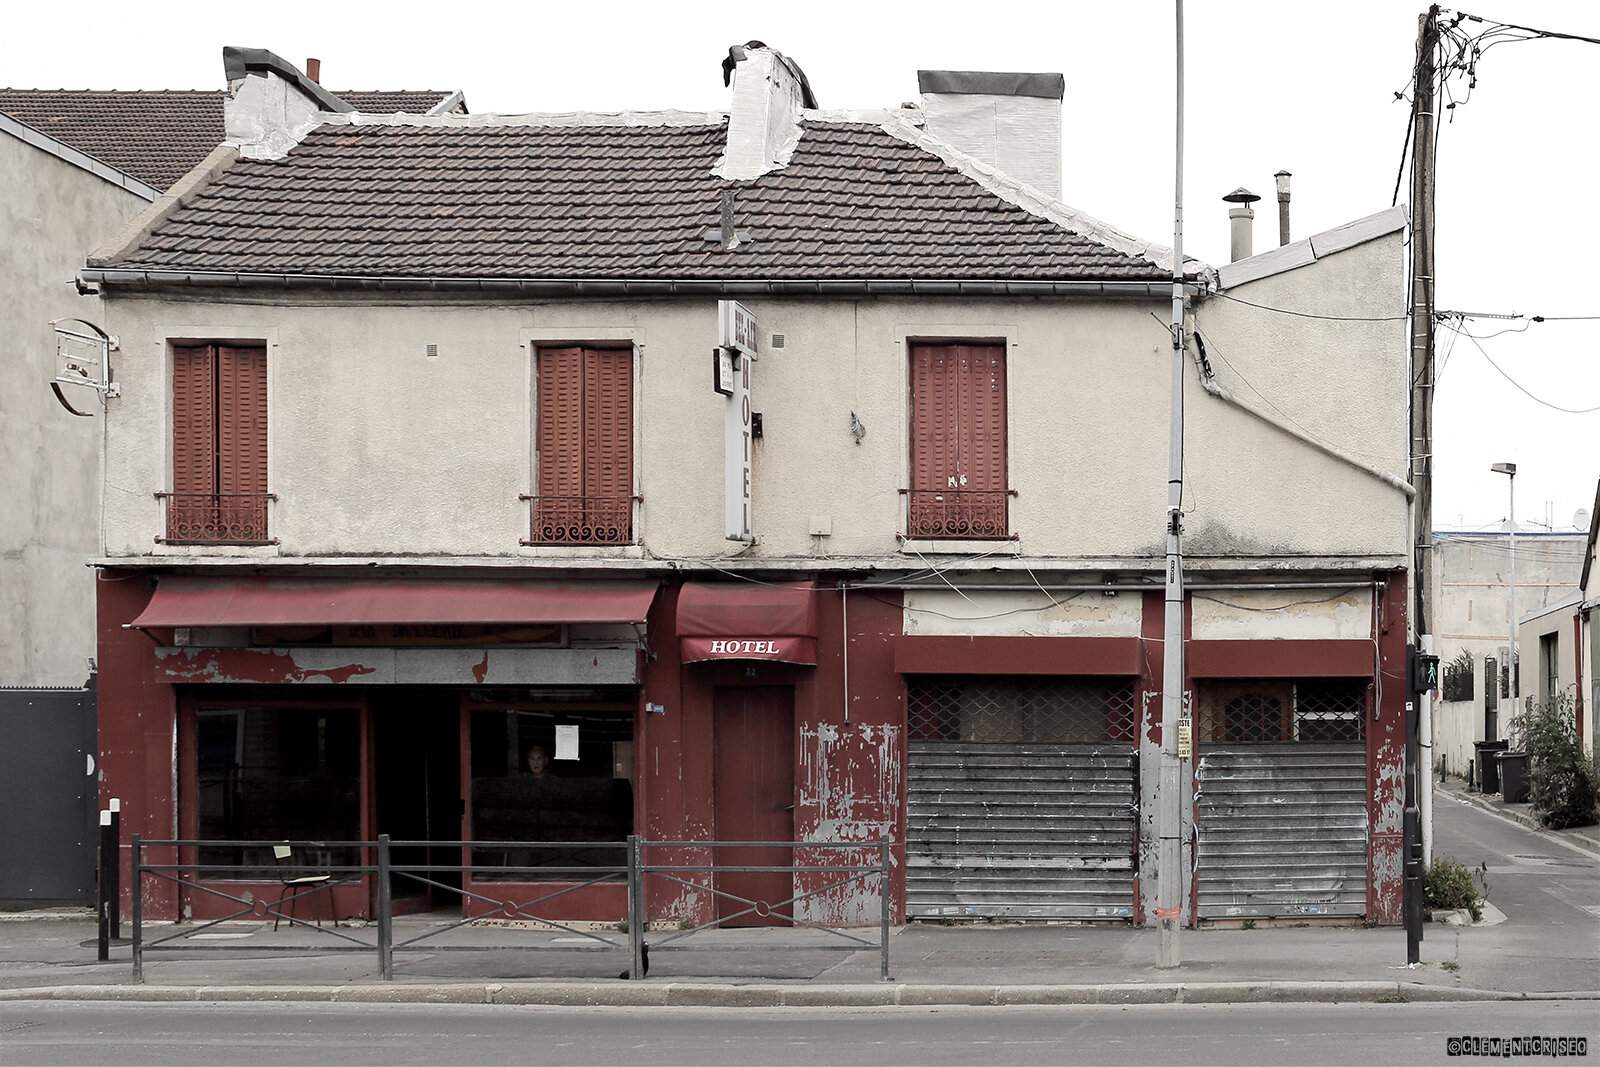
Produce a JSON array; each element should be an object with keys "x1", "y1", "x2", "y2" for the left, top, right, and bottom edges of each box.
[
  {"x1": 907, "y1": 676, "x2": 1137, "y2": 743},
  {"x1": 468, "y1": 700, "x2": 634, "y2": 880},
  {"x1": 1195, "y1": 679, "x2": 1367, "y2": 744},
  {"x1": 527, "y1": 346, "x2": 633, "y2": 545},
  {"x1": 907, "y1": 343, "x2": 1009, "y2": 539},
  {"x1": 195, "y1": 706, "x2": 360, "y2": 872},
  {"x1": 162, "y1": 343, "x2": 272, "y2": 544}
]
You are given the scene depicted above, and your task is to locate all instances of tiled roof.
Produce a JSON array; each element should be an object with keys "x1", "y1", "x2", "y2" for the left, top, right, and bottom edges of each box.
[
  {"x1": 0, "y1": 89, "x2": 457, "y2": 192},
  {"x1": 106, "y1": 119, "x2": 1168, "y2": 282}
]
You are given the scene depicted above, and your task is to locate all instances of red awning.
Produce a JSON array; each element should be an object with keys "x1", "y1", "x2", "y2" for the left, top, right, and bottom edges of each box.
[
  {"x1": 677, "y1": 581, "x2": 820, "y2": 665},
  {"x1": 129, "y1": 576, "x2": 660, "y2": 629}
]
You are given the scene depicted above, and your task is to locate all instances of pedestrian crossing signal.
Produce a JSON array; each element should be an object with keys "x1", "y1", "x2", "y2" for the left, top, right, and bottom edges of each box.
[{"x1": 1408, "y1": 649, "x2": 1440, "y2": 694}]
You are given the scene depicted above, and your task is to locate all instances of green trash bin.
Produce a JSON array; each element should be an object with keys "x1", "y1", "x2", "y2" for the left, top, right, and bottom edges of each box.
[{"x1": 1497, "y1": 751, "x2": 1529, "y2": 804}]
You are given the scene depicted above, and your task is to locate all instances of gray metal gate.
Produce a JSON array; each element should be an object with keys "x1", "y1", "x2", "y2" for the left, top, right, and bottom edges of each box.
[
  {"x1": 907, "y1": 742, "x2": 1136, "y2": 919},
  {"x1": 1195, "y1": 745, "x2": 1368, "y2": 919},
  {"x1": 904, "y1": 676, "x2": 1138, "y2": 920},
  {"x1": 0, "y1": 681, "x2": 98, "y2": 905}
]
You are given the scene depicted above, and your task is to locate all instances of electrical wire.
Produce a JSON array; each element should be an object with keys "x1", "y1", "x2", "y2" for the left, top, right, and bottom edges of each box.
[
  {"x1": 1209, "y1": 291, "x2": 1407, "y2": 322},
  {"x1": 1439, "y1": 319, "x2": 1600, "y2": 414}
]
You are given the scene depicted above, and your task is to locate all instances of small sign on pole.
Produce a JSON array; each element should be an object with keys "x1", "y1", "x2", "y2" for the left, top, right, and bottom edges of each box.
[{"x1": 718, "y1": 301, "x2": 759, "y2": 359}]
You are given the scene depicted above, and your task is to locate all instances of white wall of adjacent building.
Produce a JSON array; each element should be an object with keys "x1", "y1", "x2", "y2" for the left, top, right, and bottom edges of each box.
[{"x1": 1, "y1": 131, "x2": 147, "y2": 686}]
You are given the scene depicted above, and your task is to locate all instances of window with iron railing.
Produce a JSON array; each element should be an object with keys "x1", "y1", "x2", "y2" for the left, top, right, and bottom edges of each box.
[
  {"x1": 526, "y1": 346, "x2": 634, "y2": 546},
  {"x1": 907, "y1": 343, "x2": 1009, "y2": 539},
  {"x1": 1194, "y1": 678, "x2": 1368, "y2": 744},
  {"x1": 162, "y1": 343, "x2": 273, "y2": 545}
]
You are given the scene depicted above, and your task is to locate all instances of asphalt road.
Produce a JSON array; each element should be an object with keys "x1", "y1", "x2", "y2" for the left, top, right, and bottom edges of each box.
[
  {"x1": 1427, "y1": 789, "x2": 1599, "y2": 992},
  {"x1": 2, "y1": 999, "x2": 1594, "y2": 1066}
]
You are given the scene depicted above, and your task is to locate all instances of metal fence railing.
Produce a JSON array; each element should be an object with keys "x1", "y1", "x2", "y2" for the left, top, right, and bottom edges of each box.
[{"x1": 125, "y1": 834, "x2": 892, "y2": 983}]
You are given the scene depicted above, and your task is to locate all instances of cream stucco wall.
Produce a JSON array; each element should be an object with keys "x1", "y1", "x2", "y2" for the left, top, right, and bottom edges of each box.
[
  {"x1": 97, "y1": 234, "x2": 1411, "y2": 573},
  {"x1": 903, "y1": 588, "x2": 1142, "y2": 638},
  {"x1": 1189, "y1": 586, "x2": 1375, "y2": 640},
  {"x1": 2, "y1": 133, "x2": 147, "y2": 685},
  {"x1": 1187, "y1": 233, "x2": 1411, "y2": 565}
]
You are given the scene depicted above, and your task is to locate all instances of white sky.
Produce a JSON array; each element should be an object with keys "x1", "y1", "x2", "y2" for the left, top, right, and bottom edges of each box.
[{"x1": 5, "y1": 0, "x2": 1595, "y2": 531}]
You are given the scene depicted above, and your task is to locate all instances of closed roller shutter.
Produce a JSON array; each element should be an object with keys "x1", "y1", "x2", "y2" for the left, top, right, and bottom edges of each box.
[
  {"x1": 905, "y1": 676, "x2": 1137, "y2": 920},
  {"x1": 1194, "y1": 679, "x2": 1369, "y2": 919}
]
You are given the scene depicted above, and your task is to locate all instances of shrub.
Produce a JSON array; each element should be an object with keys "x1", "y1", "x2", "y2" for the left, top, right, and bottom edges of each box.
[
  {"x1": 1424, "y1": 856, "x2": 1487, "y2": 922},
  {"x1": 1440, "y1": 649, "x2": 1474, "y2": 702},
  {"x1": 1508, "y1": 692, "x2": 1599, "y2": 830}
]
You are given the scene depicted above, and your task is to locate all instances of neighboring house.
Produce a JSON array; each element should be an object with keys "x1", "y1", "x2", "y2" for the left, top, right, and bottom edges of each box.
[
  {"x1": 0, "y1": 49, "x2": 461, "y2": 906},
  {"x1": 1582, "y1": 483, "x2": 1600, "y2": 755},
  {"x1": 1428, "y1": 527, "x2": 1586, "y2": 774},
  {"x1": 1518, "y1": 480, "x2": 1600, "y2": 757},
  {"x1": 83, "y1": 44, "x2": 1413, "y2": 928}
]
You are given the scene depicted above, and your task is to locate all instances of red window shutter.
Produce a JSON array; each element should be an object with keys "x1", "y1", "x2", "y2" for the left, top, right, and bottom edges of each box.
[
  {"x1": 910, "y1": 344, "x2": 960, "y2": 493},
  {"x1": 215, "y1": 345, "x2": 268, "y2": 496},
  {"x1": 172, "y1": 344, "x2": 217, "y2": 496},
  {"x1": 959, "y1": 344, "x2": 1007, "y2": 494},
  {"x1": 537, "y1": 348, "x2": 587, "y2": 499},
  {"x1": 583, "y1": 349, "x2": 633, "y2": 502}
]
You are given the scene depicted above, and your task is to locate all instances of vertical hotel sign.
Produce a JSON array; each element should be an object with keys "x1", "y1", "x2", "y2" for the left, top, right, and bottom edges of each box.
[{"x1": 719, "y1": 301, "x2": 758, "y2": 541}]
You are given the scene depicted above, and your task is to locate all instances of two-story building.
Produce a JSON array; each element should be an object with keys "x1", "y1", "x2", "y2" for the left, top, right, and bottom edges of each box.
[
  {"x1": 83, "y1": 45, "x2": 1413, "y2": 928},
  {"x1": 0, "y1": 54, "x2": 459, "y2": 906}
]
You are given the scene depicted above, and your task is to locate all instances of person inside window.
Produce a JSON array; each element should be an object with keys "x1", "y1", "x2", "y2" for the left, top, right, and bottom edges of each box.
[{"x1": 523, "y1": 744, "x2": 551, "y2": 778}]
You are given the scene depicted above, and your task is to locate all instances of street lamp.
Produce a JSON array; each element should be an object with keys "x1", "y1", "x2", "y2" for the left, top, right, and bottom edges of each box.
[{"x1": 1491, "y1": 462, "x2": 1516, "y2": 738}]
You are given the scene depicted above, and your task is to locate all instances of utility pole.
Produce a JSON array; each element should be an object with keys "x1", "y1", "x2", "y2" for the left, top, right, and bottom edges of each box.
[
  {"x1": 1404, "y1": 4, "x2": 1441, "y2": 967},
  {"x1": 1409, "y1": 5, "x2": 1439, "y2": 637},
  {"x1": 1157, "y1": 0, "x2": 1188, "y2": 970}
]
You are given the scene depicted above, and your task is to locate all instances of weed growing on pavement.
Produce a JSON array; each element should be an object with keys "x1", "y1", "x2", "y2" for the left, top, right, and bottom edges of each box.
[
  {"x1": 1441, "y1": 960, "x2": 1460, "y2": 973},
  {"x1": 1424, "y1": 855, "x2": 1487, "y2": 922},
  {"x1": 1241, "y1": 919, "x2": 1256, "y2": 930}
]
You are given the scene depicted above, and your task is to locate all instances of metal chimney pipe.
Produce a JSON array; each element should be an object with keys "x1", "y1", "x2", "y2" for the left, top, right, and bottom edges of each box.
[
  {"x1": 305, "y1": 58, "x2": 321, "y2": 83},
  {"x1": 1223, "y1": 187, "x2": 1260, "y2": 263},
  {"x1": 1275, "y1": 170, "x2": 1292, "y2": 246}
]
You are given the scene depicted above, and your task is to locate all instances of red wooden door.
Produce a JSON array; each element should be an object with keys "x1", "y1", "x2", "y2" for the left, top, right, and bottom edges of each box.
[{"x1": 713, "y1": 686, "x2": 795, "y2": 926}]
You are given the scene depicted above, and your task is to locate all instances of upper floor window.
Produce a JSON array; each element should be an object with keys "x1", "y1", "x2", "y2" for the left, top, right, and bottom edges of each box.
[
  {"x1": 161, "y1": 343, "x2": 272, "y2": 544},
  {"x1": 527, "y1": 346, "x2": 634, "y2": 545},
  {"x1": 907, "y1": 343, "x2": 1008, "y2": 539}
]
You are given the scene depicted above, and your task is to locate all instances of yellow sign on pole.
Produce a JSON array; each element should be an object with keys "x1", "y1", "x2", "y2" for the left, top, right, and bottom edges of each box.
[{"x1": 1177, "y1": 717, "x2": 1192, "y2": 759}]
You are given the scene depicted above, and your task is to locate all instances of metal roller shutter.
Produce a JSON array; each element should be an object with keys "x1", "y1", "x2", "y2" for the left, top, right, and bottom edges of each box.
[
  {"x1": 1195, "y1": 745, "x2": 1368, "y2": 919},
  {"x1": 905, "y1": 676, "x2": 1138, "y2": 920},
  {"x1": 1193, "y1": 678, "x2": 1369, "y2": 919},
  {"x1": 907, "y1": 741, "x2": 1136, "y2": 919}
]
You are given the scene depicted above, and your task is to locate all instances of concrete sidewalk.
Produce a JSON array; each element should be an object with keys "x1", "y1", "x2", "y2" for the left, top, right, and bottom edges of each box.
[
  {"x1": 1, "y1": 906, "x2": 1593, "y2": 1007},
  {"x1": 2, "y1": 778, "x2": 1594, "y2": 1009}
]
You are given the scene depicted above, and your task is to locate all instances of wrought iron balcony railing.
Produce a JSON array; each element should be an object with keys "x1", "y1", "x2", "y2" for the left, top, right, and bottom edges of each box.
[
  {"x1": 157, "y1": 492, "x2": 276, "y2": 545},
  {"x1": 521, "y1": 494, "x2": 636, "y2": 546},
  {"x1": 905, "y1": 489, "x2": 1011, "y2": 539}
]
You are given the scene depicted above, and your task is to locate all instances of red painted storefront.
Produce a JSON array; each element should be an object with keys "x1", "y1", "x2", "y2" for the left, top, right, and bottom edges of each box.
[{"x1": 97, "y1": 568, "x2": 1405, "y2": 927}]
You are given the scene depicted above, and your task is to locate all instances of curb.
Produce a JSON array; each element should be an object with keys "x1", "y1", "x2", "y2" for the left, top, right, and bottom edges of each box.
[{"x1": 2, "y1": 981, "x2": 1595, "y2": 1007}]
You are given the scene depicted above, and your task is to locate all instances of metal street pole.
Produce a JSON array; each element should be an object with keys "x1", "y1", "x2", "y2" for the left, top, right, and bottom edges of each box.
[
  {"x1": 1157, "y1": 0, "x2": 1187, "y2": 970},
  {"x1": 1492, "y1": 463, "x2": 1517, "y2": 725},
  {"x1": 1508, "y1": 471, "x2": 1517, "y2": 710}
]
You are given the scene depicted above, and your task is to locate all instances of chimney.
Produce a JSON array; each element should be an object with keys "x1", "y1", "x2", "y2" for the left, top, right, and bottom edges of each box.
[
  {"x1": 1223, "y1": 187, "x2": 1261, "y2": 263},
  {"x1": 305, "y1": 57, "x2": 321, "y2": 83},
  {"x1": 221, "y1": 46, "x2": 351, "y2": 161},
  {"x1": 1274, "y1": 170, "x2": 1292, "y2": 246},
  {"x1": 716, "y1": 42, "x2": 816, "y2": 181},
  {"x1": 916, "y1": 71, "x2": 1064, "y2": 200}
]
